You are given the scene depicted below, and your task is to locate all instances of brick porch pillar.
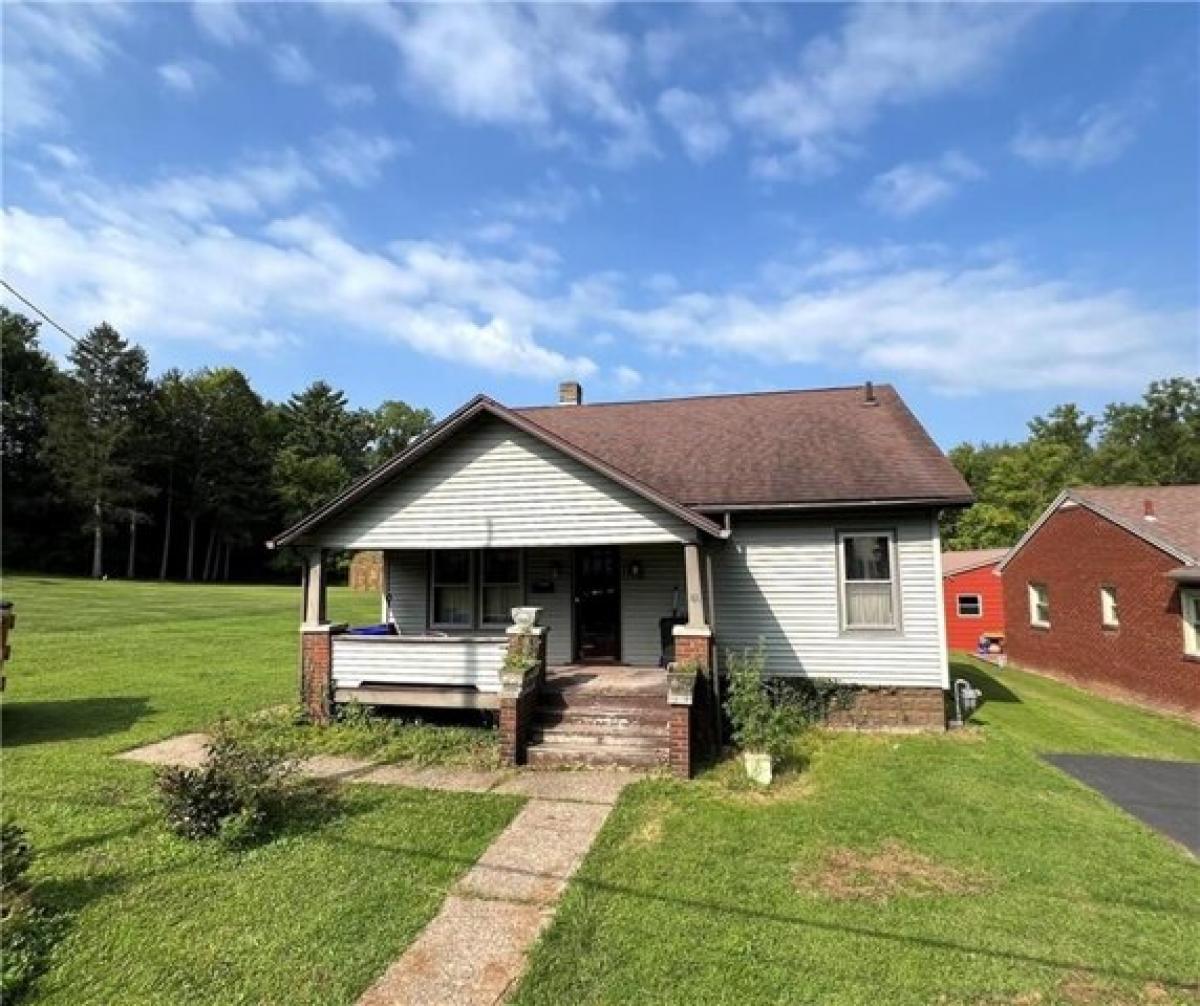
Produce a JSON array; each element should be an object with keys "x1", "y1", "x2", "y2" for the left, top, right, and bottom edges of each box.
[
  {"x1": 298, "y1": 548, "x2": 345, "y2": 724},
  {"x1": 499, "y1": 617, "x2": 547, "y2": 766}
]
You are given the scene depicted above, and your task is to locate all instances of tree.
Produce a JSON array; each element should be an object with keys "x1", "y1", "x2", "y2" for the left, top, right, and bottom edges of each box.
[
  {"x1": 1091, "y1": 378, "x2": 1200, "y2": 486},
  {"x1": 371, "y1": 400, "x2": 435, "y2": 466},
  {"x1": 41, "y1": 324, "x2": 152, "y2": 577},
  {"x1": 1, "y1": 310, "x2": 64, "y2": 567}
]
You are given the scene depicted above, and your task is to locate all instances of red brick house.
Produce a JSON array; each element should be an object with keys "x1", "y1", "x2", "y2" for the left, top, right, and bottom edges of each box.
[
  {"x1": 997, "y1": 486, "x2": 1200, "y2": 718},
  {"x1": 941, "y1": 549, "x2": 1007, "y2": 653}
]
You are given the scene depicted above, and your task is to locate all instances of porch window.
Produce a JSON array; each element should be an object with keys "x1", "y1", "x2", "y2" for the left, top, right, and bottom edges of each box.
[
  {"x1": 432, "y1": 550, "x2": 472, "y2": 627},
  {"x1": 1182, "y1": 589, "x2": 1200, "y2": 657},
  {"x1": 956, "y1": 593, "x2": 982, "y2": 617},
  {"x1": 481, "y1": 549, "x2": 522, "y2": 626},
  {"x1": 839, "y1": 531, "x2": 898, "y2": 630},
  {"x1": 1029, "y1": 582, "x2": 1050, "y2": 628}
]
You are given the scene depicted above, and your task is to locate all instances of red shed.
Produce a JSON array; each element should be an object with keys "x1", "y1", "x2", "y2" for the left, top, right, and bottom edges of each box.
[
  {"x1": 942, "y1": 549, "x2": 1008, "y2": 652},
  {"x1": 997, "y1": 486, "x2": 1200, "y2": 718}
]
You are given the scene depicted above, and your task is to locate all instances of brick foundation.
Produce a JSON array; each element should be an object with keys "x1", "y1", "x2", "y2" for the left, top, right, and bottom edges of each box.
[
  {"x1": 668, "y1": 629, "x2": 715, "y2": 778},
  {"x1": 300, "y1": 627, "x2": 337, "y2": 725},
  {"x1": 499, "y1": 625, "x2": 548, "y2": 766},
  {"x1": 824, "y1": 686, "x2": 947, "y2": 731},
  {"x1": 672, "y1": 630, "x2": 712, "y2": 671}
]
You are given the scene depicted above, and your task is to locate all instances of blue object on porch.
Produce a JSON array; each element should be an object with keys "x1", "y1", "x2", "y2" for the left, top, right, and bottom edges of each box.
[{"x1": 347, "y1": 624, "x2": 396, "y2": 636}]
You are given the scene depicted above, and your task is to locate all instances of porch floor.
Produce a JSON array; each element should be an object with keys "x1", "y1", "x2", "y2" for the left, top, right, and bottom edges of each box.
[{"x1": 544, "y1": 664, "x2": 667, "y2": 698}]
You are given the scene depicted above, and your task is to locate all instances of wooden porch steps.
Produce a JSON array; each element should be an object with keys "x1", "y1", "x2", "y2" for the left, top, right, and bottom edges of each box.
[{"x1": 526, "y1": 670, "x2": 670, "y2": 770}]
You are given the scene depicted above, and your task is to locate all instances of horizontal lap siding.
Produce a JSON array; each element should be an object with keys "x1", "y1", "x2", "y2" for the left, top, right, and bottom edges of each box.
[
  {"x1": 713, "y1": 513, "x2": 946, "y2": 688},
  {"x1": 384, "y1": 551, "x2": 427, "y2": 633},
  {"x1": 620, "y1": 543, "x2": 686, "y2": 665},
  {"x1": 332, "y1": 638, "x2": 506, "y2": 692},
  {"x1": 525, "y1": 548, "x2": 573, "y2": 664},
  {"x1": 315, "y1": 417, "x2": 690, "y2": 549}
]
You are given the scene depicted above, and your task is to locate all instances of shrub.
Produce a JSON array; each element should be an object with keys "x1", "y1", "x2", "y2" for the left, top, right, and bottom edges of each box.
[
  {"x1": 157, "y1": 726, "x2": 296, "y2": 847},
  {"x1": 1, "y1": 822, "x2": 61, "y2": 1004},
  {"x1": 723, "y1": 646, "x2": 802, "y2": 758}
]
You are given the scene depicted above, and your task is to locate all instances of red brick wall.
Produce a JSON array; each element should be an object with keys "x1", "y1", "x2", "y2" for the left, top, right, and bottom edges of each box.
[
  {"x1": 1002, "y1": 505, "x2": 1199, "y2": 717},
  {"x1": 944, "y1": 563, "x2": 1006, "y2": 651},
  {"x1": 301, "y1": 630, "x2": 333, "y2": 724},
  {"x1": 824, "y1": 687, "x2": 946, "y2": 731}
]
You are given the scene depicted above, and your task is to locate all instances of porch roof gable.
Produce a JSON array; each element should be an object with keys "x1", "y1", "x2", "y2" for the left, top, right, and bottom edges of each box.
[{"x1": 268, "y1": 395, "x2": 727, "y2": 549}]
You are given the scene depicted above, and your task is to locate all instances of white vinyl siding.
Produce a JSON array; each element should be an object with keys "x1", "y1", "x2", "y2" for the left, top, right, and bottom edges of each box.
[
  {"x1": 619, "y1": 543, "x2": 686, "y2": 666},
  {"x1": 384, "y1": 550, "x2": 427, "y2": 634},
  {"x1": 524, "y1": 548, "x2": 573, "y2": 665},
  {"x1": 311, "y1": 416, "x2": 691, "y2": 549},
  {"x1": 332, "y1": 636, "x2": 507, "y2": 692},
  {"x1": 712, "y1": 512, "x2": 945, "y2": 688}
]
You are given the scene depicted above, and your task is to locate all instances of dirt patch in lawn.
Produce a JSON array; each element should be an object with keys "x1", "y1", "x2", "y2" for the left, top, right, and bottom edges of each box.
[
  {"x1": 620, "y1": 800, "x2": 671, "y2": 851},
  {"x1": 795, "y1": 841, "x2": 986, "y2": 903}
]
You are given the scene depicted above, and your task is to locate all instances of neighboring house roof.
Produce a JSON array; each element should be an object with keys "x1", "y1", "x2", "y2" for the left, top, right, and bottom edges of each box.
[
  {"x1": 270, "y1": 384, "x2": 971, "y2": 548},
  {"x1": 516, "y1": 384, "x2": 972, "y2": 509},
  {"x1": 997, "y1": 485, "x2": 1200, "y2": 573},
  {"x1": 941, "y1": 548, "x2": 1009, "y2": 576}
]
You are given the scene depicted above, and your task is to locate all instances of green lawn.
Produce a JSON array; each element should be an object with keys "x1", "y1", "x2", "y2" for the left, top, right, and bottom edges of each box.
[
  {"x1": 513, "y1": 657, "x2": 1200, "y2": 1006},
  {"x1": 0, "y1": 575, "x2": 520, "y2": 1005}
]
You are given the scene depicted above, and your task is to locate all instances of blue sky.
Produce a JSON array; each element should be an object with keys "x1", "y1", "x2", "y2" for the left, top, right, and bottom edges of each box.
[{"x1": 3, "y1": 2, "x2": 1197, "y2": 448}]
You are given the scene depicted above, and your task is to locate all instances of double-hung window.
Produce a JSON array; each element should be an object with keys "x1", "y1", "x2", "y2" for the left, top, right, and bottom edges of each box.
[
  {"x1": 431, "y1": 550, "x2": 472, "y2": 628},
  {"x1": 1182, "y1": 589, "x2": 1200, "y2": 657},
  {"x1": 1029, "y1": 583, "x2": 1050, "y2": 628},
  {"x1": 1100, "y1": 585, "x2": 1119, "y2": 628},
  {"x1": 839, "y1": 531, "x2": 898, "y2": 630},
  {"x1": 481, "y1": 549, "x2": 522, "y2": 627},
  {"x1": 957, "y1": 594, "x2": 983, "y2": 618}
]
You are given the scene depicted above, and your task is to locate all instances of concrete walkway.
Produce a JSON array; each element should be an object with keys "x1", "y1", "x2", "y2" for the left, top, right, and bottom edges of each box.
[{"x1": 120, "y1": 733, "x2": 638, "y2": 1004}]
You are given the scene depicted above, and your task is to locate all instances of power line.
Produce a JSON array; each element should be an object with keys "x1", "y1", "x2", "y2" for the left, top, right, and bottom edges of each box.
[{"x1": 1, "y1": 278, "x2": 88, "y2": 349}]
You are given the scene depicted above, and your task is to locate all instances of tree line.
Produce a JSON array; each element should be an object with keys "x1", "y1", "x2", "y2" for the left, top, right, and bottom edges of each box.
[
  {"x1": 2, "y1": 308, "x2": 433, "y2": 580},
  {"x1": 942, "y1": 377, "x2": 1199, "y2": 549}
]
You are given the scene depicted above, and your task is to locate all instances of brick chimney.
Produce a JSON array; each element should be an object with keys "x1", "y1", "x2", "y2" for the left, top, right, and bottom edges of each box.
[
  {"x1": 1143, "y1": 498, "x2": 1157, "y2": 521},
  {"x1": 863, "y1": 380, "x2": 878, "y2": 406},
  {"x1": 558, "y1": 381, "x2": 582, "y2": 406}
]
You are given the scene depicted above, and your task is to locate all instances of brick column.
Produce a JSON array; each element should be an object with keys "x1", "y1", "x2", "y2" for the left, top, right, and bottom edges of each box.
[
  {"x1": 666, "y1": 667, "x2": 698, "y2": 778},
  {"x1": 499, "y1": 619, "x2": 547, "y2": 766},
  {"x1": 300, "y1": 624, "x2": 345, "y2": 725}
]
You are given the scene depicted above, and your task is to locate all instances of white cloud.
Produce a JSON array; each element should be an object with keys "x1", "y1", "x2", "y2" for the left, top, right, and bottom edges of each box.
[
  {"x1": 331, "y1": 2, "x2": 655, "y2": 166},
  {"x1": 5, "y1": 153, "x2": 598, "y2": 378},
  {"x1": 158, "y1": 58, "x2": 217, "y2": 95},
  {"x1": 192, "y1": 1, "x2": 256, "y2": 46},
  {"x1": 39, "y1": 143, "x2": 85, "y2": 170},
  {"x1": 863, "y1": 151, "x2": 984, "y2": 218},
  {"x1": 734, "y1": 4, "x2": 1040, "y2": 179},
  {"x1": 1012, "y1": 102, "x2": 1143, "y2": 171},
  {"x1": 3, "y1": 3, "x2": 130, "y2": 136},
  {"x1": 324, "y1": 82, "x2": 377, "y2": 109},
  {"x1": 269, "y1": 43, "x2": 314, "y2": 85},
  {"x1": 604, "y1": 247, "x2": 1192, "y2": 393},
  {"x1": 614, "y1": 365, "x2": 643, "y2": 389},
  {"x1": 656, "y1": 88, "x2": 731, "y2": 163},
  {"x1": 493, "y1": 173, "x2": 598, "y2": 225},
  {"x1": 315, "y1": 130, "x2": 404, "y2": 188}
]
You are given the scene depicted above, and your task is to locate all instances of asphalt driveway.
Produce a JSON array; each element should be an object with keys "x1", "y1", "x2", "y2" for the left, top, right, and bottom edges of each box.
[{"x1": 1044, "y1": 754, "x2": 1199, "y2": 855}]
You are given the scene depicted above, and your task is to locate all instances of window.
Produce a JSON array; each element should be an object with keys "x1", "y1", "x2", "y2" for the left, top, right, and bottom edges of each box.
[
  {"x1": 481, "y1": 549, "x2": 522, "y2": 626},
  {"x1": 1028, "y1": 582, "x2": 1050, "y2": 628},
  {"x1": 1100, "y1": 585, "x2": 1119, "y2": 628},
  {"x1": 839, "y1": 531, "x2": 898, "y2": 630},
  {"x1": 431, "y1": 550, "x2": 472, "y2": 627},
  {"x1": 1182, "y1": 589, "x2": 1200, "y2": 657},
  {"x1": 956, "y1": 593, "x2": 983, "y2": 618}
]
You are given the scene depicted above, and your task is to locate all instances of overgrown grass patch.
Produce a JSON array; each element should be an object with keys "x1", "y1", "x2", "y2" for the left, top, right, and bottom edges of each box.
[{"x1": 0, "y1": 575, "x2": 521, "y2": 1005}]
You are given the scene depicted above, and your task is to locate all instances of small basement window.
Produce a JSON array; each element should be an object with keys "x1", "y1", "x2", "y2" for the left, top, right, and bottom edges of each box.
[
  {"x1": 1182, "y1": 589, "x2": 1200, "y2": 657},
  {"x1": 1100, "y1": 585, "x2": 1119, "y2": 629},
  {"x1": 1028, "y1": 582, "x2": 1050, "y2": 628},
  {"x1": 956, "y1": 593, "x2": 983, "y2": 618},
  {"x1": 839, "y1": 530, "x2": 898, "y2": 630}
]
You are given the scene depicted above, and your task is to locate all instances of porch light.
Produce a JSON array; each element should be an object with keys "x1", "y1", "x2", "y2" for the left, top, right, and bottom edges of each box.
[{"x1": 627, "y1": 560, "x2": 644, "y2": 580}]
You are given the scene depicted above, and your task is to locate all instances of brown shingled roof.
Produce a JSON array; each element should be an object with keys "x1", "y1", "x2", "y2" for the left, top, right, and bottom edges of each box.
[
  {"x1": 516, "y1": 384, "x2": 971, "y2": 509},
  {"x1": 1070, "y1": 486, "x2": 1200, "y2": 564}
]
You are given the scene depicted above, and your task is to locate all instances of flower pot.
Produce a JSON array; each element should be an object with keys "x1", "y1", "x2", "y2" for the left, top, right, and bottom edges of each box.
[
  {"x1": 510, "y1": 606, "x2": 541, "y2": 629},
  {"x1": 742, "y1": 750, "x2": 773, "y2": 786}
]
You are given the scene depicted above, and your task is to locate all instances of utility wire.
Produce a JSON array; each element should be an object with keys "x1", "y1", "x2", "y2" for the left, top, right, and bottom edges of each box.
[{"x1": 1, "y1": 278, "x2": 87, "y2": 349}]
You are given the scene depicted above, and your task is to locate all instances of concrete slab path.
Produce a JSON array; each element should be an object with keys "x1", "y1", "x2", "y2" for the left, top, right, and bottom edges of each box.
[{"x1": 119, "y1": 733, "x2": 640, "y2": 1004}]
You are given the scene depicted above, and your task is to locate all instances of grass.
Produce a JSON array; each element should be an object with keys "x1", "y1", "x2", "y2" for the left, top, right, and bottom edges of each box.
[
  {"x1": 0, "y1": 574, "x2": 520, "y2": 1005},
  {"x1": 512, "y1": 657, "x2": 1200, "y2": 1006}
]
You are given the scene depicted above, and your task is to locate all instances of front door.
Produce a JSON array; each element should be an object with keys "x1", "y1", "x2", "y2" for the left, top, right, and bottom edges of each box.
[{"x1": 574, "y1": 546, "x2": 620, "y2": 662}]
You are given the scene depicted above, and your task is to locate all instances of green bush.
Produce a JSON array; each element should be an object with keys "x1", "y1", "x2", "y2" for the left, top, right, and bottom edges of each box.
[
  {"x1": 723, "y1": 646, "x2": 803, "y2": 757},
  {"x1": 1, "y1": 822, "x2": 61, "y2": 1004},
  {"x1": 157, "y1": 726, "x2": 296, "y2": 847}
]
